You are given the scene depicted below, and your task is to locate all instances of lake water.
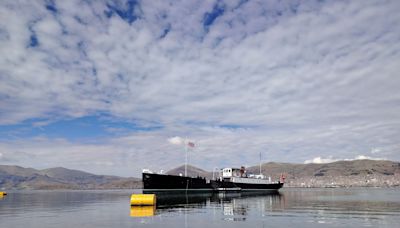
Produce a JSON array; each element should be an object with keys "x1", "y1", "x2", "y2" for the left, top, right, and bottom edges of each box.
[{"x1": 1, "y1": 188, "x2": 399, "y2": 227}]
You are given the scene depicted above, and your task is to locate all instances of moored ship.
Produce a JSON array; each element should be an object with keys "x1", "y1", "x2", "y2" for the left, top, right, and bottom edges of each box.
[{"x1": 142, "y1": 166, "x2": 284, "y2": 192}]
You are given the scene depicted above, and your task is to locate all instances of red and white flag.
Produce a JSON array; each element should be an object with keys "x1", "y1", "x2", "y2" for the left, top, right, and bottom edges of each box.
[{"x1": 187, "y1": 141, "x2": 195, "y2": 148}]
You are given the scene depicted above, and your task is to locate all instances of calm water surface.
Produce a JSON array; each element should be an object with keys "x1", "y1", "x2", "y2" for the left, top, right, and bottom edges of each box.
[{"x1": 0, "y1": 188, "x2": 399, "y2": 227}]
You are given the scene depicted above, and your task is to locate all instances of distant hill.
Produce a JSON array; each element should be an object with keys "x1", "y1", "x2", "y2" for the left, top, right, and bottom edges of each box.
[
  {"x1": 0, "y1": 165, "x2": 142, "y2": 190},
  {"x1": 246, "y1": 160, "x2": 400, "y2": 178},
  {"x1": 167, "y1": 160, "x2": 400, "y2": 187},
  {"x1": 166, "y1": 165, "x2": 212, "y2": 178}
]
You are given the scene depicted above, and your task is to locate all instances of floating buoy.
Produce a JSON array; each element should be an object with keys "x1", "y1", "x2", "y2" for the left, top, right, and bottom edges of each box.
[
  {"x1": 130, "y1": 206, "x2": 155, "y2": 217},
  {"x1": 130, "y1": 194, "x2": 156, "y2": 206},
  {"x1": 0, "y1": 192, "x2": 7, "y2": 196}
]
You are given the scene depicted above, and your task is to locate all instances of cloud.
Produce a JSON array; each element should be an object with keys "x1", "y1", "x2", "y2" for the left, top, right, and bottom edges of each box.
[
  {"x1": 0, "y1": 0, "x2": 399, "y2": 175},
  {"x1": 370, "y1": 148, "x2": 381, "y2": 154},
  {"x1": 1, "y1": 0, "x2": 398, "y2": 127},
  {"x1": 304, "y1": 155, "x2": 387, "y2": 164},
  {"x1": 353, "y1": 155, "x2": 386, "y2": 161},
  {"x1": 168, "y1": 136, "x2": 183, "y2": 145},
  {"x1": 304, "y1": 156, "x2": 337, "y2": 164}
]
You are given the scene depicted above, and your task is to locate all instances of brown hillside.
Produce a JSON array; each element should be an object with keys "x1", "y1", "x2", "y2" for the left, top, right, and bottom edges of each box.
[{"x1": 166, "y1": 165, "x2": 212, "y2": 178}]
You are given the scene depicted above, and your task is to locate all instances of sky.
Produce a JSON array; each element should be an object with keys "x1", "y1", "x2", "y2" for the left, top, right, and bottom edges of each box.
[{"x1": 0, "y1": 0, "x2": 399, "y2": 177}]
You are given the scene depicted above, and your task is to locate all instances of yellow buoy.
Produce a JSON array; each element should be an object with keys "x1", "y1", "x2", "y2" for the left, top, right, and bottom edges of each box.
[
  {"x1": 0, "y1": 192, "x2": 6, "y2": 196},
  {"x1": 130, "y1": 206, "x2": 155, "y2": 217},
  {"x1": 130, "y1": 194, "x2": 156, "y2": 206}
]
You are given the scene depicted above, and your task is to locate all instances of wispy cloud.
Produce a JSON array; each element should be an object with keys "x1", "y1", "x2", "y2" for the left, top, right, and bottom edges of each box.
[
  {"x1": 0, "y1": 0, "x2": 399, "y2": 176},
  {"x1": 304, "y1": 155, "x2": 387, "y2": 164}
]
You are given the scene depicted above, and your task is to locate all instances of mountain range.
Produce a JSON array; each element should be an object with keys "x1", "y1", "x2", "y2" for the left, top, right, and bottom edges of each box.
[
  {"x1": 0, "y1": 165, "x2": 142, "y2": 190},
  {"x1": 1, "y1": 159, "x2": 399, "y2": 190},
  {"x1": 167, "y1": 160, "x2": 400, "y2": 187},
  {"x1": 248, "y1": 159, "x2": 400, "y2": 187}
]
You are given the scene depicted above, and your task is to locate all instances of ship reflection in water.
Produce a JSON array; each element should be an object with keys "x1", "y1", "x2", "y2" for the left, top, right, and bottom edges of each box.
[
  {"x1": 130, "y1": 205, "x2": 156, "y2": 217},
  {"x1": 130, "y1": 191, "x2": 285, "y2": 218}
]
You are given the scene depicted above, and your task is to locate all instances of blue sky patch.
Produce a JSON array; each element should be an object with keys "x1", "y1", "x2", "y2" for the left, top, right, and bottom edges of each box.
[
  {"x1": 105, "y1": 0, "x2": 139, "y2": 24},
  {"x1": 0, "y1": 115, "x2": 163, "y2": 141},
  {"x1": 45, "y1": 0, "x2": 58, "y2": 14},
  {"x1": 203, "y1": 3, "x2": 225, "y2": 29},
  {"x1": 29, "y1": 33, "x2": 39, "y2": 47},
  {"x1": 160, "y1": 25, "x2": 171, "y2": 39}
]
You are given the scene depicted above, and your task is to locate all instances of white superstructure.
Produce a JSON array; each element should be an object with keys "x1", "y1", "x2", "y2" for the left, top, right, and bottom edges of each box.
[{"x1": 221, "y1": 167, "x2": 277, "y2": 184}]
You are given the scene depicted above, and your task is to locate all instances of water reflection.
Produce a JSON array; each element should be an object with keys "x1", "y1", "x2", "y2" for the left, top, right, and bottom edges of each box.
[
  {"x1": 130, "y1": 206, "x2": 156, "y2": 217},
  {"x1": 1, "y1": 189, "x2": 400, "y2": 227},
  {"x1": 152, "y1": 191, "x2": 213, "y2": 208},
  {"x1": 135, "y1": 191, "x2": 285, "y2": 218},
  {"x1": 0, "y1": 190, "x2": 130, "y2": 217},
  {"x1": 212, "y1": 191, "x2": 285, "y2": 221},
  {"x1": 134, "y1": 189, "x2": 400, "y2": 227}
]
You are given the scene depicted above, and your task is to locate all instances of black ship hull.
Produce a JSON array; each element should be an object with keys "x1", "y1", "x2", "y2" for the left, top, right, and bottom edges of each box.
[
  {"x1": 142, "y1": 173, "x2": 283, "y2": 192},
  {"x1": 142, "y1": 173, "x2": 212, "y2": 191}
]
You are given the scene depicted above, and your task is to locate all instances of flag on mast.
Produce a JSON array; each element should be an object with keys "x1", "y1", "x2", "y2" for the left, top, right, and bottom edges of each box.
[
  {"x1": 187, "y1": 141, "x2": 195, "y2": 148},
  {"x1": 184, "y1": 140, "x2": 195, "y2": 177}
]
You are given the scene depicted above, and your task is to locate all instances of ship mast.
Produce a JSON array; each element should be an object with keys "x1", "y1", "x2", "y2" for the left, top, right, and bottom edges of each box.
[
  {"x1": 185, "y1": 137, "x2": 188, "y2": 176},
  {"x1": 184, "y1": 137, "x2": 195, "y2": 177},
  {"x1": 259, "y1": 151, "x2": 262, "y2": 176}
]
